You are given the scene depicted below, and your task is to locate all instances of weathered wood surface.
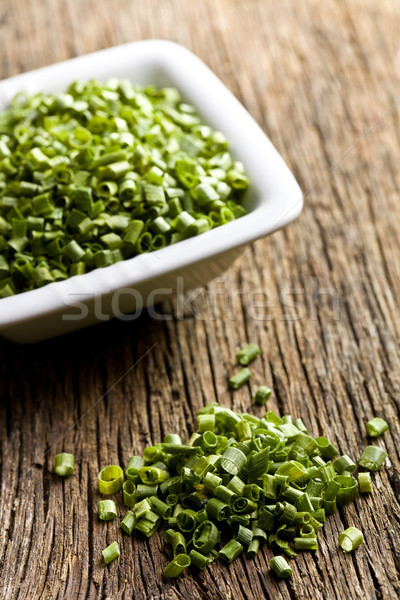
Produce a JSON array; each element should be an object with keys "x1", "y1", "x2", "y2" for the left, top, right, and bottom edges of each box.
[{"x1": 1, "y1": 0, "x2": 400, "y2": 598}]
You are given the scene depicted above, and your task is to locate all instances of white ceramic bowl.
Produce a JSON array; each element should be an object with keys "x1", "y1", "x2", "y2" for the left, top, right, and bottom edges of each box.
[{"x1": 0, "y1": 40, "x2": 302, "y2": 343}]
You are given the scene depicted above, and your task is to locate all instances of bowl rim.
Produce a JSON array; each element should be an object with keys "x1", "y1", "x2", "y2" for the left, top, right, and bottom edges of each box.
[{"x1": 0, "y1": 39, "x2": 303, "y2": 326}]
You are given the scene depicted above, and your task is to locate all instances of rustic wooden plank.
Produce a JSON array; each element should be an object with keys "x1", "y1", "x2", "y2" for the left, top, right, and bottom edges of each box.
[{"x1": 0, "y1": 0, "x2": 400, "y2": 599}]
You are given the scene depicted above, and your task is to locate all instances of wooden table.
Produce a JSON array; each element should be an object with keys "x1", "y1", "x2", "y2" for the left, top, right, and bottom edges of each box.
[{"x1": 1, "y1": 1, "x2": 399, "y2": 598}]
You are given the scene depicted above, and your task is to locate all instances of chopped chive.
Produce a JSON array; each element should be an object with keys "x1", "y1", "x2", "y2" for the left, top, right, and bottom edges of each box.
[
  {"x1": 269, "y1": 555, "x2": 293, "y2": 579},
  {"x1": 236, "y1": 343, "x2": 261, "y2": 366},
  {"x1": 189, "y1": 549, "x2": 216, "y2": 569},
  {"x1": 0, "y1": 81, "x2": 248, "y2": 297},
  {"x1": 294, "y1": 537, "x2": 318, "y2": 551},
  {"x1": 234, "y1": 524, "x2": 253, "y2": 546},
  {"x1": 149, "y1": 496, "x2": 172, "y2": 519},
  {"x1": 198, "y1": 414, "x2": 216, "y2": 432},
  {"x1": 358, "y1": 446, "x2": 387, "y2": 471},
  {"x1": 135, "y1": 510, "x2": 161, "y2": 537},
  {"x1": 163, "y1": 554, "x2": 191, "y2": 579},
  {"x1": 122, "y1": 480, "x2": 136, "y2": 507},
  {"x1": 366, "y1": 418, "x2": 389, "y2": 438},
  {"x1": 358, "y1": 472, "x2": 372, "y2": 493},
  {"x1": 338, "y1": 527, "x2": 364, "y2": 552},
  {"x1": 98, "y1": 465, "x2": 124, "y2": 495},
  {"x1": 253, "y1": 386, "x2": 272, "y2": 406},
  {"x1": 218, "y1": 539, "x2": 243, "y2": 563},
  {"x1": 335, "y1": 475, "x2": 358, "y2": 504},
  {"x1": 98, "y1": 499, "x2": 117, "y2": 521},
  {"x1": 54, "y1": 452, "x2": 74, "y2": 476},
  {"x1": 192, "y1": 520, "x2": 219, "y2": 553},
  {"x1": 165, "y1": 529, "x2": 187, "y2": 556},
  {"x1": 315, "y1": 437, "x2": 339, "y2": 459},
  {"x1": 228, "y1": 368, "x2": 252, "y2": 390},
  {"x1": 89, "y1": 370, "x2": 387, "y2": 580},
  {"x1": 120, "y1": 510, "x2": 136, "y2": 535},
  {"x1": 102, "y1": 541, "x2": 120, "y2": 565},
  {"x1": 333, "y1": 455, "x2": 356, "y2": 474}
]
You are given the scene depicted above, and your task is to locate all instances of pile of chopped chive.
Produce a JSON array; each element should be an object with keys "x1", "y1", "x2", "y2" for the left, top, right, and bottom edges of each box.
[
  {"x1": 0, "y1": 79, "x2": 249, "y2": 297},
  {"x1": 90, "y1": 403, "x2": 388, "y2": 579}
]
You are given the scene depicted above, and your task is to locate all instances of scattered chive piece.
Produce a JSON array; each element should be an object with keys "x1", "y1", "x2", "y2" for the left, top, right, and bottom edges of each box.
[
  {"x1": 102, "y1": 541, "x2": 120, "y2": 565},
  {"x1": 253, "y1": 386, "x2": 272, "y2": 406},
  {"x1": 0, "y1": 81, "x2": 248, "y2": 297},
  {"x1": 366, "y1": 418, "x2": 389, "y2": 438},
  {"x1": 98, "y1": 465, "x2": 124, "y2": 494},
  {"x1": 54, "y1": 452, "x2": 75, "y2": 476},
  {"x1": 358, "y1": 472, "x2": 373, "y2": 493},
  {"x1": 236, "y1": 343, "x2": 262, "y2": 366},
  {"x1": 358, "y1": 446, "x2": 387, "y2": 471},
  {"x1": 338, "y1": 527, "x2": 364, "y2": 552},
  {"x1": 98, "y1": 499, "x2": 117, "y2": 521},
  {"x1": 163, "y1": 554, "x2": 191, "y2": 578},
  {"x1": 228, "y1": 368, "x2": 252, "y2": 390},
  {"x1": 269, "y1": 555, "x2": 293, "y2": 579}
]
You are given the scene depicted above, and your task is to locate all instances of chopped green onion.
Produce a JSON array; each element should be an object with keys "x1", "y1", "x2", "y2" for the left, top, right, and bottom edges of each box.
[
  {"x1": 218, "y1": 539, "x2": 243, "y2": 563},
  {"x1": 102, "y1": 541, "x2": 120, "y2": 565},
  {"x1": 0, "y1": 81, "x2": 248, "y2": 297},
  {"x1": 333, "y1": 455, "x2": 356, "y2": 474},
  {"x1": 193, "y1": 520, "x2": 219, "y2": 553},
  {"x1": 98, "y1": 465, "x2": 124, "y2": 495},
  {"x1": 269, "y1": 555, "x2": 293, "y2": 579},
  {"x1": 294, "y1": 537, "x2": 318, "y2": 551},
  {"x1": 220, "y1": 447, "x2": 247, "y2": 475},
  {"x1": 165, "y1": 529, "x2": 186, "y2": 556},
  {"x1": 366, "y1": 418, "x2": 389, "y2": 438},
  {"x1": 338, "y1": 527, "x2": 364, "y2": 552},
  {"x1": 177, "y1": 509, "x2": 198, "y2": 532},
  {"x1": 149, "y1": 496, "x2": 172, "y2": 519},
  {"x1": 358, "y1": 472, "x2": 372, "y2": 493},
  {"x1": 122, "y1": 480, "x2": 136, "y2": 507},
  {"x1": 358, "y1": 446, "x2": 387, "y2": 471},
  {"x1": 236, "y1": 343, "x2": 261, "y2": 366},
  {"x1": 163, "y1": 554, "x2": 191, "y2": 578},
  {"x1": 54, "y1": 452, "x2": 75, "y2": 476},
  {"x1": 315, "y1": 437, "x2": 339, "y2": 459},
  {"x1": 133, "y1": 498, "x2": 152, "y2": 518},
  {"x1": 276, "y1": 461, "x2": 307, "y2": 481},
  {"x1": 89, "y1": 374, "x2": 387, "y2": 580},
  {"x1": 198, "y1": 414, "x2": 216, "y2": 432},
  {"x1": 234, "y1": 524, "x2": 253, "y2": 546},
  {"x1": 139, "y1": 466, "x2": 167, "y2": 484},
  {"x1": 98, "y1": 500, "x2": 117, "y2": 521},
  {"x1": 228, "y1": 368, "x2": 252, "y2": 390},
  {"x1": 206, "y1": 498, "x2": 231, "y2": 521},
  {"x1": 135, "y1": 510, "x2": 161, "y2": 537},
  {"x1": 120, "y1": 510, "x2": 136, "y2": 535},
  {"x1": 335, "y1": 475, "x2": 358, "y2": 504},
  {"x1": 189, "y1": 549, "x2": 216, "y2": 569},
  {"x1": 253, "y1": 386, "x2": 272, "y2": 406}
]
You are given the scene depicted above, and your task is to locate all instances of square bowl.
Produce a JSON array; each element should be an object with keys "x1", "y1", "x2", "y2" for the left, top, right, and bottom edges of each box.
[{"x1": 0, "y1": 40, "x2": 303, "y2": 343}]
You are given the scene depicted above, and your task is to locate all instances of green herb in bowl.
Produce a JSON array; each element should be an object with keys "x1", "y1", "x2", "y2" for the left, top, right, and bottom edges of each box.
[{"x1": 0, "y1": 79, "x2": 249, "y2": 297}]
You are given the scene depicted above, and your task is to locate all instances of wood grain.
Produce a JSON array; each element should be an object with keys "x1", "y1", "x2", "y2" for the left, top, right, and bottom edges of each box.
[{"x1": 1, "y1": 0, "x2": 400, "y2": 599}]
